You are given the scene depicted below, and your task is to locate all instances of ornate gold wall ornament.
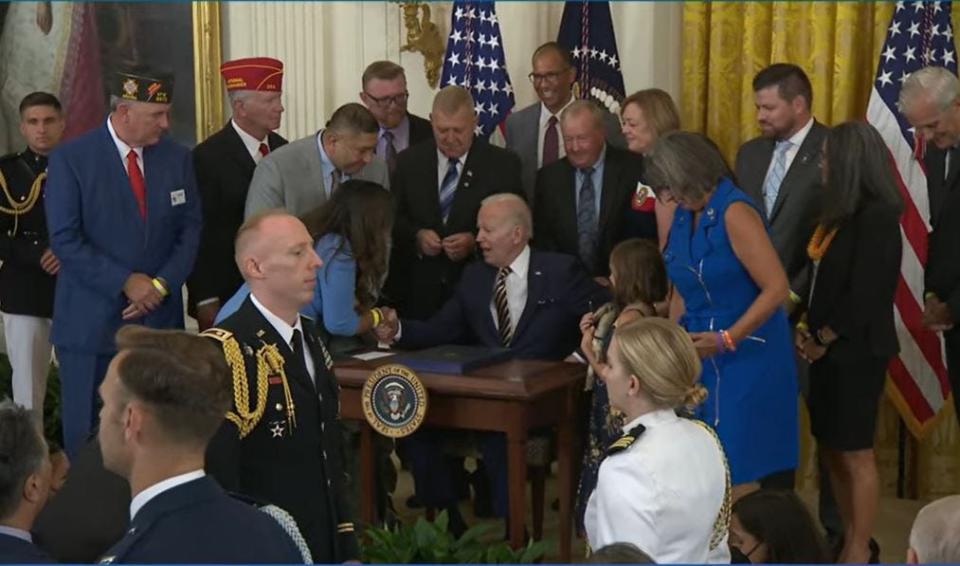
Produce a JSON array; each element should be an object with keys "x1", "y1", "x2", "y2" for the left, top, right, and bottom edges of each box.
[
  {"x1": 192, "y1": 2, "x2": 224, "y2": 141},
  {"x1": 399, "y1": 2, "x2": 445, "y2": 89}
]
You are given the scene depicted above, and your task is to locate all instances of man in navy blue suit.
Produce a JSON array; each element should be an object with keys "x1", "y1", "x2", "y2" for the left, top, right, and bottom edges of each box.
[
  {"x1": 96, "y1": 326, "x2": 304, "y2": 564},
  {"x1": 44, "y1": 69, "x2": 202, "y2": 458},
  {"x1": 377, "y1": 193, "x2": 607, "y2": 532},
  {"x1": 0, "y1": 401, "x2": 54, "y2": 564}
]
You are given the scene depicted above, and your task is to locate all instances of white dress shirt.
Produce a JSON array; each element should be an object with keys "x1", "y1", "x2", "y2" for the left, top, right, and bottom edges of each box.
[
  {"x1": 129, "y1": 469, "x2": 205, "y2": 520},
  {"x1": 584, "y1": 409, "x2": 731, "y2": 564},
  {"x1": 762, "y1": 116, "x2": 814, "y2": 183},
  {"x1": 107, "y1": 116, "x2": 144, "y2": 176},
  {"x1": 489, "y1": 245, "x2": 530, "y2": 338},
  {"x1": 537, "y1": 97, "x2": 575, "y2": 167},
  {"x1": 231, "y1": 119, "x2": 270, "y2": 163},
  {"x1": 250, "y1": 293, "x2": 315, "y2": 382},
  {"x1": 0, "y1": 525, "x2": 32, "y2": 543}
]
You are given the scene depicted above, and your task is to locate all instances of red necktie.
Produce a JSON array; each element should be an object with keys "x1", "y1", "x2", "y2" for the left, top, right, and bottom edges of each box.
[
  {"x1": 258, "y1": 142, "x2": 269, "y2": 157},
  {"x1": 126, "y1": 150, "x2": 146, "y2": 218},
  {"x1": 543, "y1": 115, "x2": 559, "y2": 166}
]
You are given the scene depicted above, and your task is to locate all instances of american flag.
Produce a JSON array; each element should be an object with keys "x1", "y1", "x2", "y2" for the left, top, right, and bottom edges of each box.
[
  {"x1": 866, "y1": 0, "x2": 955, "y2": 437},
  {"x1": 557, "y1": 1, "x2": 626, "y2": 115},
  {"x1": 439, "y1": 1, "x2": 515, "y2": 139}
]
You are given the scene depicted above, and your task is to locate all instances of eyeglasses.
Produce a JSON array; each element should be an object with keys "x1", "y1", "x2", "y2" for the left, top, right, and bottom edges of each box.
[
  {"x1": 528, "y1": 70, "x2": 568, "y2": 84},
  {"x1": 363, "y1": 91, "x2": 409, "y2": 107}
]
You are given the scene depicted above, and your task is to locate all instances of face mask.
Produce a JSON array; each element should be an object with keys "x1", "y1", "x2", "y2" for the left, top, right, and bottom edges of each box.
[{"x1": 729, "y1": 545, "x2": 752, "y2": 564}]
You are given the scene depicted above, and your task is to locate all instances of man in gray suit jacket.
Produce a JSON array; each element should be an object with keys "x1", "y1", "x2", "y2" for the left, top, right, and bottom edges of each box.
[
  {"x1": 735, "y1": 63, "x2": 828, "y2": 305},
  {"x1": 504, "y1": 42, "x2": 624, "y2": 204},
  {"x1": 245, "y1": 103, "x2": 390, "y2": 218}
]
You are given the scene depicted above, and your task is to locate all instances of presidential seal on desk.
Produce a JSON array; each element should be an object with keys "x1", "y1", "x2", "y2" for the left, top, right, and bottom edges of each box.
[{"x1": 362, "y1": 364, "x2": 428, "y2": 437}]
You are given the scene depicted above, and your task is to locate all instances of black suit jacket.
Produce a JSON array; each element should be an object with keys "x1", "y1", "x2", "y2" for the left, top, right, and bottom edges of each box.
[
  {"x1": 33, "y1": 438, "x2": 130, "y2": 564},
  {"x1": 924, "y1": 146, "x2": 960, "y2": 322},
  {"x1": 0, "y1": 533, "x2": 52, "y2": 564},
  {"x1": 187, "y1": 123, "x2": 287, "y2": 315},
  {"x1": 807, "y1": 201, "x2": 902, "y2": 358},
  {"x1": 399, "y1": 250, "x2": 608, "y2": 359},
  {"x1": 532, "y1": 145, "x2": 650, "y2": 277},
  {"x1": 205, "y1": 298, "x2": 357, "y2": 563},
  {"x1": 388, "y1": 138, "x2": 523, "y2": 319},
  {"x1": 99, "y1": 476, "x2": 302, "y2": 564},
  {"x1": 735, "y1": 121, "x2": 829, "y2": 295},
  {"x1": 407, "y1": 113, "x2": 433, "y2": 147},
  {"x1": 0, "y1": 149, "x2": 55, "y2": 317}
]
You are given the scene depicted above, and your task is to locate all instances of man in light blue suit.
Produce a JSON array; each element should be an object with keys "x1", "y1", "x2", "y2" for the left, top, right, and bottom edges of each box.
[{"x1": 44, "y1": 69, "x2": 201, "y2": 457}]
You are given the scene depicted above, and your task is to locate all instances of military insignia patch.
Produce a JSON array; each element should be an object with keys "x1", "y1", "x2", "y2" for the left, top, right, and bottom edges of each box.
[
  {"x1": 122, "y1": 78, "x2": 139, "y2": 99},
  {"x1": 361, "y1": 364, "x2": 428, "y2": 438}
]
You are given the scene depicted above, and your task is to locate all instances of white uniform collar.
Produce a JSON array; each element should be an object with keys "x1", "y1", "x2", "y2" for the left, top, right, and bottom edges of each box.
[
  {"x1": 129, "y1": 470, "x2": 205, "y2": 519},
  {"x1": 622, "y1": 408, "x2": 679, "y2": 434},
  {"x1": 249, "y1": 293, "x2": 304, "y2": 346}
]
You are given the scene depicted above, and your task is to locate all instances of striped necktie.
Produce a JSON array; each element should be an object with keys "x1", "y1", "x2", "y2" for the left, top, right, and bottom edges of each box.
[
  {"x1": 762, "y1": 140, "x2": 791, "y2": 218},
  {"x1": 439, "y1": 157, "x2": 460, "y2": 223},
  {"x1": 494, "y1": 266, "x2": 513, "y2": 347}
]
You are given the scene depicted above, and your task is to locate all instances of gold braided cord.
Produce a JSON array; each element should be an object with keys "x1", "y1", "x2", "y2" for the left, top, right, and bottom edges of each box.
[
  {"x1": 691, "y1": 419, "x2": 732, "y2": 551},
  {"x1": 0, "y1": 170, "x2": 45, "y2": 237},
  {"x1": 202, "y1": 328, "x2": 268, "y2": 439},
  {"x1": 257, "y1": 343, "x2": 297, "y2": 432}
]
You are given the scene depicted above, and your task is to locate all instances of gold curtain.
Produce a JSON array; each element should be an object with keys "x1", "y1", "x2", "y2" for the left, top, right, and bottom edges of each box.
[{"x1": 681, "y1": 1, "x2": 960, "y2": 499}]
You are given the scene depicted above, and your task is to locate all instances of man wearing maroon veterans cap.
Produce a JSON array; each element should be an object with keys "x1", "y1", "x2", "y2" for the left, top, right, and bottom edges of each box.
[
  {"x1": 187, "y1": 57, "x2": 288, "y2": 330},
  {"x1": 44, "y1": 67, "x2": 202, "y2": 458}
]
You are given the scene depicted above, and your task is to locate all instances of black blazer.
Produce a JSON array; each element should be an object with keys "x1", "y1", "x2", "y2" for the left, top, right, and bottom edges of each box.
[
  {"x1": 807, "y1": 201, "x2": 902, "y2": 358},
  {"x1": 33, "y1": 438, "x2": 130, "y2": 563},
  {"x1": 99, "y1": 476, "x2": 302, "y2": 564},
  {"x1": 387, "y1": 138, "x2": 523, "y2": 319},
  {"x1": 0, "y1": 533, "x2": 52, "y2": 564},
  {"x1": 187, "y1": 123, "x2": 287, "y2": 314},
  {"x1": 532, "y1": 145, "x2": 651, "y2": 277},
  {"x1": 407, "y1": 112, "x2": 433, "y2": 146},
  {"x1": 0, "y1": 149, "x2": 55, "y2": 317},
  {"x1": 924, "y1": 146, "x2": 960, "y2": 321},
  {"x1": 205, "y1": 298, "x2": 357, "y2": 563}
]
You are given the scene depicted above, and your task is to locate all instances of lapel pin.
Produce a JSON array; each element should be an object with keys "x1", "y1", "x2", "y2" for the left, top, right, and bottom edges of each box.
[
  {"x1": 466, "y1": 170, "x2": 473, "y2": 177},
  {"x1": 256, "y1": 329, "x2": 265, "y2": 337}
]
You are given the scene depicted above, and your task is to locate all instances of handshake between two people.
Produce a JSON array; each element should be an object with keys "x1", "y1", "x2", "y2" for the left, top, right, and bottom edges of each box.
[{"x1": 373, "y1": 306, "x2": 400, "y2": 344}]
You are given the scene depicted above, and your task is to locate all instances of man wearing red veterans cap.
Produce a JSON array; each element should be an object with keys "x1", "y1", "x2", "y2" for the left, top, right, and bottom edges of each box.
[{"x1": 187, "y1": 57, "x2": 288, "y2": 330}]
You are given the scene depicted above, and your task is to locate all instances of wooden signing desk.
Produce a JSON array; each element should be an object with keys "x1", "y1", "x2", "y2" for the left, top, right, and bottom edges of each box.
[{"x1": 335, "y1": 357, "x2": 585, "y2": 561}]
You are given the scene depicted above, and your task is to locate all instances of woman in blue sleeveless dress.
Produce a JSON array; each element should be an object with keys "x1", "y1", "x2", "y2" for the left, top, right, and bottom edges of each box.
[{"x1": 645, "y1": 131, "x2": 798, "y2": 497}]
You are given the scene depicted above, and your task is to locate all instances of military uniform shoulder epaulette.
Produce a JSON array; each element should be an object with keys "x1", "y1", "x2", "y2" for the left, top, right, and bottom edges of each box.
[
  {"x1": 201, "y1": 327, "x2": 267, "y2": 438},
  {"x1": 606, "y1": 423, "x2": 646, "y2": 456}
]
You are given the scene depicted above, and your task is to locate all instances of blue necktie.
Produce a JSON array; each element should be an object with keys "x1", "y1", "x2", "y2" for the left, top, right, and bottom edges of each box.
[
  {"x1": 762, "y1": 140, "x2": 791, "y2": 218},
  {"x1": 577, "y1": 167, "x2": 598, "y2": 273},
  {"x1": 439, "y1": 157, "x2": 460, "y2": 223}
]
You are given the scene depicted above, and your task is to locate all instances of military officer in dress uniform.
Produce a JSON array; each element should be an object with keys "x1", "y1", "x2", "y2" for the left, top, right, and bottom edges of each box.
[
  {"x1": 96, "y1": 326, "x2": 303, "y2": 564},
  {"x1": 204, "y1": 210, "x2": 358, "y2": 563},
  {"x1": 188, "y1": 57, "x2": 287, "y2": 331},
  {"x1": 584, "y1": 318, "x2": 731, "y2": 564},
  {"x1": 44, "y1": 68, "x2": 202, "y2": 458},
  {"x1": 0, "y1": 92, "x2": 64, "y2": 419}
]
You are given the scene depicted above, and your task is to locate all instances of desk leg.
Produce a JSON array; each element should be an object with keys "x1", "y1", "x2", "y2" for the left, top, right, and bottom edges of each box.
[
  {"x1": 557, "y1": 405, "x2": 574, "y2": 562},
  {"x1": 507, "y1": 418, "x2": 527, "y2": 549},
  {"x1": 359, "y1": 422, "x2": 376, "y2": 525}
]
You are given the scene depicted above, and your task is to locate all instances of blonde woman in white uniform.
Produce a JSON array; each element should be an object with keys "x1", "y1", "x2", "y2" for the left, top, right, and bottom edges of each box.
[{"x1": 584, "y1": 317, "x2": 731, "y2": 563}]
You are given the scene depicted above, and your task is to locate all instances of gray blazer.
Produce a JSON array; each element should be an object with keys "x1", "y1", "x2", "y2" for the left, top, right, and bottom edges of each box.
[
  {"x1": 504, "y1": 101, "x2": 625, "y2": 204},
  {"x1": 734, "y1": 120, "x2": 829, "y2": 296},
  {"x1": 244, "y1": 130, "x2": 390, "y2": 218}
]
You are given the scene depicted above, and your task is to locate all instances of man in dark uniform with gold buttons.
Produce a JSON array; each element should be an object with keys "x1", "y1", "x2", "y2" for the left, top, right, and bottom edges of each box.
[
  {"x1": 204, "y1": 209, "x2": 358, "y2": 563},
  {"x1": 0, "y1": 92, "x2": 63, "y2": 419}
]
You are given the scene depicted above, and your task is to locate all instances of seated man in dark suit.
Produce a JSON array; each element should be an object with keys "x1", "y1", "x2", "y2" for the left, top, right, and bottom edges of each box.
[
  {"x1": 533, "y1": 100, "x2": 654, "y2": 282},
  {"x1": 0, "y1": 401, "x2": 54, "y2": 564},
  {"x1": 377, "y1": 193, "x2": 608, "y2": 532},
  {"x1": 96, "y1": 326, "x2": 304, "y2": 564}
]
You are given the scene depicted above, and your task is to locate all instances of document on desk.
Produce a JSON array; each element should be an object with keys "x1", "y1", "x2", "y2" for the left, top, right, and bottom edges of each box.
[{"x1": 352, "y1": 350, "x2": 396, "y2": 361}]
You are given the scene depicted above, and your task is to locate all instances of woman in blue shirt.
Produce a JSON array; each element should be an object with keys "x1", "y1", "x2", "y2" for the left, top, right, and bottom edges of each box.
[{"x1": 218, "y1": 180, "x2": 393, "y2": 352}]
